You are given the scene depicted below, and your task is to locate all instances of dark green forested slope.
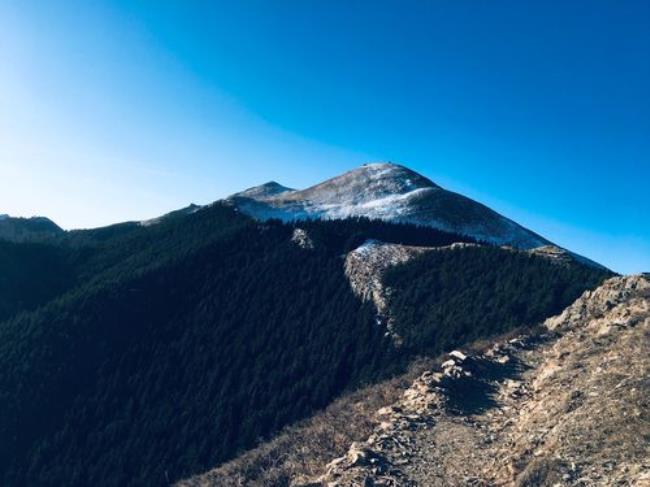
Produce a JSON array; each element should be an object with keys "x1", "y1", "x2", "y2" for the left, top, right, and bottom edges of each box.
[
  {"x1": 386, "y1": 246, "x2": 608, "y2": 354},
  {"x1": 0, "y1": 241, "x2": 76, "y2": 323},
  {"x1": 0, "y1": 207, "x2": 470, "y2": 486},
  {"x1": 0, "y1": 205, "x2": 611, "y2": 486}
]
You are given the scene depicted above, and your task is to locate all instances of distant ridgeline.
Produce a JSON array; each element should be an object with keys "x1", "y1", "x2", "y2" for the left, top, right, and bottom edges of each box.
[
  {"x1": 0, "y1": 215, "x2": 63, "y2": 243},
  {"x1": 0, "y1": 204, "x2": 610, "y2": 486}
]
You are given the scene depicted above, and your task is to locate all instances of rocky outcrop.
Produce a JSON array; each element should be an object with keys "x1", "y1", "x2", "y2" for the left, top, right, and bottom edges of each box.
[
  {"x1": 344, "y1": 240, "x2": 431, "y2": 308},
  {"x1": 526, "y1": 245, "x2": 575, "y2": 265},
  {"x1": 344, "y1": 240, "x2": 478, "y2": 345},
  {"x1": 295, "y1": 275, "x2": 650, "y2": 486},
  {"x1": 291, "y1": 228, "x2": 315, "y2": 250}
]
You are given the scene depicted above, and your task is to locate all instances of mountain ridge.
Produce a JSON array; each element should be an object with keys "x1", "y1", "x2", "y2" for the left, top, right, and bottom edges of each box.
[
  {"x1": 0, "y1": 162, "x2": 605, "y2": 269},
  {"x1": 227, "y1": 163, "x2": 604, "y2": 269},
  {"x1": 0, "y1": 208, "x2": 610, "y2": 485},
  {"x1": 0, "y1": 215, "x2": 63, "y2": 242},
  {"x1": 230, "y1": 162, "x2": 545, "y2": 249}
]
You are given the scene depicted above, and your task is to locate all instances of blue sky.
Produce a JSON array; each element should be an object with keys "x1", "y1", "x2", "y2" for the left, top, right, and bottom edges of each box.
[{"x1": 0, "y1": 1, "x2": 648, "y2": 273}]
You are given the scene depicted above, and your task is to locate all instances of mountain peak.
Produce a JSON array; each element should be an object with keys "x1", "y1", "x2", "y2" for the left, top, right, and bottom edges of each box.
[
  {"x1": 339, "y1": 162, "x2": 440, "y2": 191},
  {"x1": 273, "y1": 162, "x2": 440, "y2": 210},
  {"x1": 230, "y1": 181, "x2": 295, "y2": 201},
  {"x1": 228, "y1": 162, "x2": 552, "y2": 250}
]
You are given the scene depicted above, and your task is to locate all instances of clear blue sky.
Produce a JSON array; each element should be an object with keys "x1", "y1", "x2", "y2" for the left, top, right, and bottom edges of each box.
[{"x1": 0, "y1": 1, "x2": 648, "y2": 273}]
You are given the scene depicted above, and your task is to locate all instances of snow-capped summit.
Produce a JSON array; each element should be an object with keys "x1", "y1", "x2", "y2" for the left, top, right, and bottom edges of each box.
[
  {"x1": 229, "y1": 162, "x2": 551, "y2": 249},
  {"x1": 281, "y1": 162, "x2": 440, "y2": 206}
]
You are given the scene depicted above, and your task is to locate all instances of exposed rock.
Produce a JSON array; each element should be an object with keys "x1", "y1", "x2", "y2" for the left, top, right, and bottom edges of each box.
[
  {"x1": 292, "y1": 228, "x2": 315, "y2": 250},
  {"x1": 296, "y1": 275, "x2": 650, "y2": 486},
  {"x1": 344, "y1": 240, "x2": 434, "y2": 345},
  {"x1": 448, "y1": 350, "x2": 467, "y2": 362},
  {"x1": 344, "y1": 240, "x2": 432, "y2": 306},
  {"x1": 526, "y1": 245, "x2": 575, "y2": 265},
  {"x1": 344, "y1": 240, "x2": 479, "y2": 345}
]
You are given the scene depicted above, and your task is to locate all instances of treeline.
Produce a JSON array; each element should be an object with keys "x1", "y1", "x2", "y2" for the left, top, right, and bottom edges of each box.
[{"x1": 292, "y1": 217, "x2": 477, "y2": 253}]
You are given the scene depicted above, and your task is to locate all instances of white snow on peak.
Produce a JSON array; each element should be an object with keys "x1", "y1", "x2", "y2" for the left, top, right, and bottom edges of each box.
[
  {"x1": 228, "y1": 163, "x2": 556, "y2": 251},
  {"x1": 130, "y1": 162, "x2": 602, "y2": 268}
]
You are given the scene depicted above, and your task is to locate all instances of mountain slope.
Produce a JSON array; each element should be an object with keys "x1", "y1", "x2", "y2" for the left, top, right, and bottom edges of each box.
[
  {"x1": 0, "y1": 165, "x2": 614, "y2": 486},
  {"x1": 228, "y1": 163, "x2": 551, "y2": 250},
  {"x1": 184, "y1": 275, "x2": 648, "y2": 487},
  {"x1": 0, "y1": 240, "x2": 77, "y2": 322},
  {"x1": 0, "y1": 211, "x2": 476, "y2": 486},
  {"x1": 0, "y1": 215, "x2": 64, "y2": 242},
  {"x1": 0, "y1": 163, "x2": 602, "y2": 268},
  {"x1": 0, "y1": 209, "x2": 609, "y2": 486},
  {"x1": 297, "y1": 275, "x2": 650, "y2": 487}
]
